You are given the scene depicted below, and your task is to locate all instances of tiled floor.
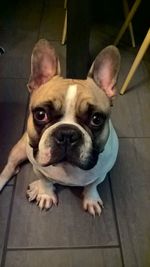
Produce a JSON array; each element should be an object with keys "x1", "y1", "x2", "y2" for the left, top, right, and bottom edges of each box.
[{"x1": 0, "y1": 1, "x2": 150, "y2": 267}]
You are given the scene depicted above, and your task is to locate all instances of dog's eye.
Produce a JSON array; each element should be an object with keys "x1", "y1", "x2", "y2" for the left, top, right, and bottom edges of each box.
[
  {"x1": 90, "y1": 112, "x2": 105, "y2": 127},
  {"x1": 33, "y1": 108, "x2": 48, "y2": 124}
]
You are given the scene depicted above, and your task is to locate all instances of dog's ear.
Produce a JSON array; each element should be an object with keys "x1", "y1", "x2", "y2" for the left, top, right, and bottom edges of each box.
[
  {"x1": 27, "y1": 39, "x2": 61, "y2": 92},
  {"x1": 88, "y1": 46, "x2": 120, "y2": 98}
]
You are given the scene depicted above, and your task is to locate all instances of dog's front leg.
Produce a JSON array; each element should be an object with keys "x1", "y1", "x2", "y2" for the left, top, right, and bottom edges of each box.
[
  {"x1": 26, "y1": 170, "x2": 58, "y2": 210},
  {"x1": 0, "y1": 133, "x2": 27, "y2": 191},
  {"x1": 83, "y1": 178, "x2": 104, "y2": 217}
]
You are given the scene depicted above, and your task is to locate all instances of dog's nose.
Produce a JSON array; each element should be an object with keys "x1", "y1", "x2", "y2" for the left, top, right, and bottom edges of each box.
[{"x1": 54, "y1": 125, "x2": 82, "y2": 147}]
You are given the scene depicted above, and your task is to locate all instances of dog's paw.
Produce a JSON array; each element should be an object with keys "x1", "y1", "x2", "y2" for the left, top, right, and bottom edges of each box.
[
  {"x1": 26, "y1": 180, "x2": 58, "y2": 210},
  {"x1": 26, "y1": 181, "x2": 39, "y2": 202},
  {"x1": 83, "y1": 187, "x2": 104, "y2": 217},
  {"x1": 83, "y1": 197, "x2": 104, "y2": 217},
  {"x1": 36, "y1": 193, "x2": 57, "y2": 210}
]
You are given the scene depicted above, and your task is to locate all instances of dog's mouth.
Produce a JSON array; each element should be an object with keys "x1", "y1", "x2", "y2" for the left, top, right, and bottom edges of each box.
[{"x1": 33, "y1": 146, "x2": 99, "y2": 171}]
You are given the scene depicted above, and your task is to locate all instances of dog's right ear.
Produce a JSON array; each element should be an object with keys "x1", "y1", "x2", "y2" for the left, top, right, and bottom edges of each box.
[{"x1": 27, "y1": 39, "x2": 61, "y2": 92}]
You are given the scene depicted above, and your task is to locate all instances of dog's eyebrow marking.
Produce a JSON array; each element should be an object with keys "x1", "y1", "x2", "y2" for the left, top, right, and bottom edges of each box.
[{"x1": 64, "y1": 84, "x2": 77, "y2": 120}]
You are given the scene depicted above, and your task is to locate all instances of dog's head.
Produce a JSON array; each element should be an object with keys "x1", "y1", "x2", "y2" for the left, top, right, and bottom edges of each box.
[{"x1": 27, "y1": 39, "x2": 120, "y2": 170}]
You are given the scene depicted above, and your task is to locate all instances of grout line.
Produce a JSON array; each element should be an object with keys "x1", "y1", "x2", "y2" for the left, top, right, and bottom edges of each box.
[
  {"x1": 108, "y1": 174, "x2": 125, "y2": 267},
  {"x1": 7, "y1": 245, "x2": 120, "y2": 251}
]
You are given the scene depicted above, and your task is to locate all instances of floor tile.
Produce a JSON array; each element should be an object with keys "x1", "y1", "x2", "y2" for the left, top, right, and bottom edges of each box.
[
  {"x1": 0, "y1": 101, "x2": 27, "y2": 176},
  {"x1": 0, "y1": 79, "x2": 28, "y2": 180},
  {"x1": 110, "y1": 138, "x2": 150, "y2": 267},
  {"x1": 0, "y1": 33, "x2": 66, "y2": 79},
  {"x1": 5, "y1": 248, "x2": 122, "y2": 267},
  {"x1": 0, "y1": 31, "x2": 38, "y2": 79},
  {"x1": 0, "y1": 78, "x2": 29, "y2": 103},
  {"x1": 0, "y1": 187, "x2": 13, "y2": 265},
  {"x1": 0, "y1": 56, "x2": 31, "y2": 79},
  {"x1": 8, "y1": 164, "x2": 118, "y2": 248},
  {"x1": 0, "y1": 30, "x2": 37, "y2": 57}
]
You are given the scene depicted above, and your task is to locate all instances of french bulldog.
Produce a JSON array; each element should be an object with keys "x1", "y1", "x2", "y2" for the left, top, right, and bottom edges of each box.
[{"x1": 0, "y1": 39, "x2": 120, "y2": 216}]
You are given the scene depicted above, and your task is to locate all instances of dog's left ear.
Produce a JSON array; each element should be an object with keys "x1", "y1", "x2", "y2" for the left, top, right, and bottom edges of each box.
[
  {"x1": 27, "y1": 39, "x2": 61, "y2": 92},
  {"x1": 88, "y1": 46, "x2": 120, "y2": 98}
]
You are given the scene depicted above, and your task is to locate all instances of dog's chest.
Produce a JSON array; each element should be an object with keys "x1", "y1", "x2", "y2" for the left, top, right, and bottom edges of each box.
[{"x1": 33, "y1": 163, "x2": 99, "y2": 186}]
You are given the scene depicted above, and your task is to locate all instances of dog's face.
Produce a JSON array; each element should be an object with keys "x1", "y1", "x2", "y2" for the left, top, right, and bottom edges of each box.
[{"x1": 27, "y1": 39, "x2": 120, "y2": 170}]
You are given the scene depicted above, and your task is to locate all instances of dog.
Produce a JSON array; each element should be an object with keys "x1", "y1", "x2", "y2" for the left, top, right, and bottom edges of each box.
[{"x1": 0, "y1": 39, "x2": 120, "y2": 216}]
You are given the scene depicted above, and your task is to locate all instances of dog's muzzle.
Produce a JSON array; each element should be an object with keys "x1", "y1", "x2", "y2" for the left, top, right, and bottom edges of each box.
[
  {"x1": 53, "y1": 124, "x2": 82, "y2": 148},
  {"x1": 35, "y1": 123, "x2": 99, "y2": 170}
]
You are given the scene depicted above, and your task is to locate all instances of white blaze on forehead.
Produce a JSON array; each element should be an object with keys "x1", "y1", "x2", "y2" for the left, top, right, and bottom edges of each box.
[{"x1": 64, "y1": 84, "x2": 77, "y2": 120}]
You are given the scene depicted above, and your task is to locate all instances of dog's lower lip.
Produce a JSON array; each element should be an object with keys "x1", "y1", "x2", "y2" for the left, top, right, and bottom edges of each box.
[
  {"x1": 39, "y1": 158, "x2": 65, "y2": 167},
  {"x1": 40, "y1": 162, "x2": 51, "y2": 167},
  {"x1": 39, "y1": 158, "x2": 98, "y2": 169}
]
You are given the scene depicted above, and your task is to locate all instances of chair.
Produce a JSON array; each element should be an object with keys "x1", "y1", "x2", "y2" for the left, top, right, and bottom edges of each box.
[
  {"x1": 113, "y1": 0, "x2": 149, "y2": 95},
  {"x1": 114, "y1": 0, "x2": 141, "y2": 46},
  {"x1": 120, "y1": 28, "x2": 150, "y2": 95}
]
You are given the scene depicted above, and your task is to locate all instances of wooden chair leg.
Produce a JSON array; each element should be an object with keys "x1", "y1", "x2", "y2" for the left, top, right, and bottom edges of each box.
[
  {"x1": 61, "y1": 0, "x2": 67, "y2": 45},
  {"x1": 64, "y1": 0, "x2": 67, "y2": 9},
  {"x1": 61, "y1": 10, "x2": 67, "y2": 45},
  {"x1": 123, "y1": 0, "x2": 135, "y2": 47},
  {"x1": 114, "y1": 0, "x2": 141, "y2": 46},
  {"x1": 120, "y1": 28, "x2": 150, "y2": 95}
]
